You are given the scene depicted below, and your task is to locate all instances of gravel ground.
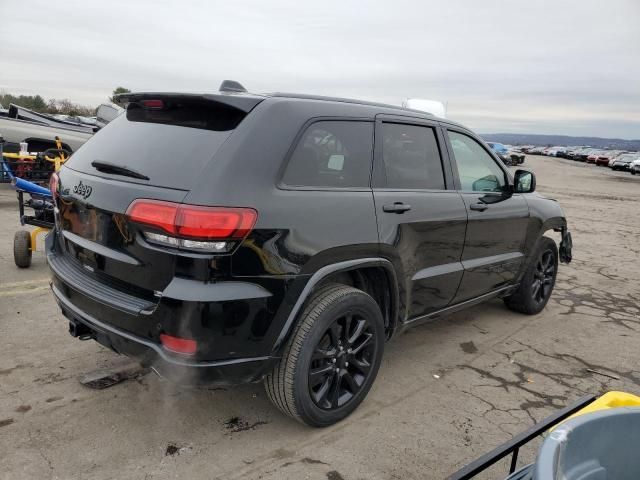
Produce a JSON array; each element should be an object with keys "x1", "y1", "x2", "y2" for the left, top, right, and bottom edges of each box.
[{"x1": 1, "y1": 155, "x2": 639, "y2": 480}]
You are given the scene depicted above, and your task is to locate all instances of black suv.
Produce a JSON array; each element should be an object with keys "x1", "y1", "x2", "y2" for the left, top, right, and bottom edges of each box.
[{"x1": 46, "y1": 85, "x2": 572, "y2": 427}]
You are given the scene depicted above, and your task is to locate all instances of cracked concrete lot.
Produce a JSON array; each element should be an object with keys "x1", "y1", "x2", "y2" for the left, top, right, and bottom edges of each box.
[{"x1": 1, "y1": 155, "x2": 639, "y2": 479}]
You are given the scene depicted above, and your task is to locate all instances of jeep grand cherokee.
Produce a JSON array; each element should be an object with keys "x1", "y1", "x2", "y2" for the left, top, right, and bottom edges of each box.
[{"x1": 47, "y1": 84, "x2": 572, "y2": 427}]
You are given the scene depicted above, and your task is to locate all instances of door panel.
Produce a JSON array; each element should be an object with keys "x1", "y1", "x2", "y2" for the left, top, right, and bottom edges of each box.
[
  {"x1": 373, "y1": 117, "x2": 467, "y2": 320},
  {"x1": 454, "y1": 192, "x2": 529, "y2": 302},
  {"x1": 376, "y1": 191, "x2": 467, "y2": 318},
  {"x1": 443, "y1": 128, "x2": 529, "y2": 303}
]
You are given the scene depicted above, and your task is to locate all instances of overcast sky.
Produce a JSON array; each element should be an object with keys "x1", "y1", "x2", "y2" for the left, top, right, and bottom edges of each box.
[{"x1": 1, "y1": 0, "x2": 638, "y2": 138}]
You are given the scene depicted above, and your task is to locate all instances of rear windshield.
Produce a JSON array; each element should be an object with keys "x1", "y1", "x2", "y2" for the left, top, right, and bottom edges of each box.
[{"x1": 65, "y1": 102, "x2": 244, "y2": 190}]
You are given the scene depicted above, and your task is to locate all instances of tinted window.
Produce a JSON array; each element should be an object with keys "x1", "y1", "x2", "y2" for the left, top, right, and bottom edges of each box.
[
  {"x1": 282, "y1": 121, "x2": 373, "y2": 188},
  {"x1": 65, "y1": 114, "x2": 233, "y2": 190},
  {"x1": 448, "y1": 131, "x2": 507, "y2": 192},
  {"x1": 380, "y1": 123, "x2": 445, "y2": 189}
]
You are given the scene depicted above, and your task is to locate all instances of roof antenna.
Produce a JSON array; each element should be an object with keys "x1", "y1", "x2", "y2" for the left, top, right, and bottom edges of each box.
[{"x1": 219, "y1": 80, "x2": 247, "y2": 93}]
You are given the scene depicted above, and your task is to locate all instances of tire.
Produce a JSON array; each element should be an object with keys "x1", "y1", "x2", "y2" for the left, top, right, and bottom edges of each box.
[
  {"x1": 631, "y1": 170, "x2": 636, "y2": 175},
  {"x1": 264, "y1": 284, "x2": 385, "y2": 427},
  {"x1": 504, "y1": 237, "x2": 558, "y2": 315},
  {"x1": 14, "y1": 231, "x2": 32, "y2": 268}
]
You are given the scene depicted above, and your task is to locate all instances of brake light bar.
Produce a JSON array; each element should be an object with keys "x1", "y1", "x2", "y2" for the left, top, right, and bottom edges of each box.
[
  {"x1": 141, "y1": 99, "x2": 165, "y2": 109},
  {"x1": 126, "y1": 199, "x2": 257, "y2": 253}
]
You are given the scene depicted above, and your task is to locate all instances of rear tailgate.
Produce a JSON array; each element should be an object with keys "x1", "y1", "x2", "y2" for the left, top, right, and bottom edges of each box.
[{"x1": 53, "y1": 93, "x2": 263, "y2": 296}]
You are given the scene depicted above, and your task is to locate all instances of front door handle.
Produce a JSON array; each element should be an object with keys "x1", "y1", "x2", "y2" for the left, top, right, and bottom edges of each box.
[
  {"x1": 469, "y1": 202, "x2": 488, "y2": 212},
  {"x1": 383, "y1": 202, "x2": 412, "y2": 214}
]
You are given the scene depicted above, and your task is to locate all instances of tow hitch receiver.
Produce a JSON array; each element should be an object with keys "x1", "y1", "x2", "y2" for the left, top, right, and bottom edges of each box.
[{"x1": 69, "y1": 320, "x2": 93, "y2": 340}]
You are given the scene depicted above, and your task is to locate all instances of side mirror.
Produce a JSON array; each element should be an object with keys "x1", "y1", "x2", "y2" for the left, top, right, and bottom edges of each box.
[{"x1": 514, "y1": 169, "x2": 536, "y2": 193}]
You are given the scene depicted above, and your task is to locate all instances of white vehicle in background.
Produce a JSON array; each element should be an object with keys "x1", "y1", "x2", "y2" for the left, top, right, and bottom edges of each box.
[
  {"x1": 402, "y1": 98, "x2": 447, "y2": 118},
  {"x1": 611, "y1": 153, "x2": 640, "y2": 172},
  {"x1": 0, "y1": 102, "x2": 123, "y2": 154},
  {"x1": 630, "y1": 158, "x2": 640, "y2": 175},
  {"x1": 545, "y1": 146, "x2": 567, "y2": 157}
]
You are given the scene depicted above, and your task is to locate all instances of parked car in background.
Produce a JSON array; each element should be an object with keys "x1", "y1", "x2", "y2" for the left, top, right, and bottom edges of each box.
[
  {"x1": 505, "y1": 147, "x2": 525, "y2": 165},
  {"x1": 96, "y1": 103, "x2": 124, "y2": 129},
  {"x1": 528, "y1": 146, "x2": 546, "y2": 155},
  {"x1": 575, "y1": 148, "x2": 596, "y2": 162},
  {"x1": 486, "y1": 142, "x2": 525, "y2": 166},
  {"x1": 0, "y1": 102, "x2": 123, "y2": 158},
  {"x1": 586, "y1": 150, "x2": 605, "y2": 164},
  {"x1": 486, "y1": 141, "x2": 508, "y2": 156},
  {"x1": 630, "y1": 158, "x2": 640, "y2": 175},
  {"x1": 595, "y1": 151, "x2": 624, "y2": 167},
  {"x1": 0, "y1": 104, "x2": 94, "y2": 154},
  {"x1": 545, "y1": 146, "x2": 566, "y2": 157},
  {"x1": 611, "y1": 153, "x2": 639, "y2": 171}
]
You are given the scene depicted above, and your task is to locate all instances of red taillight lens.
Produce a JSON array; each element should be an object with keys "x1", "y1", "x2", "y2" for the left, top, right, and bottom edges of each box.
[
  {"x1": 176, "y1": 205, "x2": 257, "y2": 239},
  {"x1": 141, "y1": 99, "x2": 164, "y2": 109},
  {"x1": 126, "y1": 199, "x2": 178, "y2": 235},
  {"x1": 160, "y1": 334, "x2": 197, "y2": 355},
  {"x1": 49, "y1": 172, "x2": 59, "y2": 199},
  {"x1": 126, "y1": 199, "x2": 257, "y2": 244}
]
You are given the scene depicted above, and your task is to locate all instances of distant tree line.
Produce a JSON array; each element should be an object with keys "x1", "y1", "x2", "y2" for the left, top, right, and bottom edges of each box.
[{"x1": 0, "y1": 87, "x2": 131, "y2": 117}]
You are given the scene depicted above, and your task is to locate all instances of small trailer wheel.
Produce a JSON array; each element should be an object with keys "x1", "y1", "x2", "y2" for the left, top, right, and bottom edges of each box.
[{"x1": 14, "y1": 230, "x2": 32, "y2": 268}]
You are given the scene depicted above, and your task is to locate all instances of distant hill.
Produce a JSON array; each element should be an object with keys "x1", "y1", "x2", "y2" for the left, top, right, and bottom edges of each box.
[{"x1": 480, "y1": 133, "x2": 640, "y2": 151}]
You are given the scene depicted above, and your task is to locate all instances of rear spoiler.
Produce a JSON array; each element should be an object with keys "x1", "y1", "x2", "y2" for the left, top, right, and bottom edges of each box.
[{"x1": 113, "y1": 92, "x2": 265, "y2": 114}]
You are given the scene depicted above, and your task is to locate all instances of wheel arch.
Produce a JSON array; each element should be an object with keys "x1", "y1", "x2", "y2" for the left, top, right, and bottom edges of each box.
[
  {"x1": 519, "y1": 215, "x2": 568, "y2": 281},
  {"x1": 271, "y1": 258, "x2": 399, "y2": 354}
]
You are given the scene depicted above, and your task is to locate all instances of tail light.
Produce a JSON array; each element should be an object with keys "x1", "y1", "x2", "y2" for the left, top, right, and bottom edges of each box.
[
  {"x1": 160, "y1": 334, "x2": 197, "y2": 355},
  {"x1": 126, "y1": 199, "x2": 257, "y2": 253},
  {"x1": 49, "y1": 172, "x2": 59, "y2": 199}
]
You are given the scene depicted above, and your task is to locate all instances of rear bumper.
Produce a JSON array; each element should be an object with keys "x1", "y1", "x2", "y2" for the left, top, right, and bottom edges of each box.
[
  {"x1": 51, "y1": 282, "x2": 278, "y2": 385},
  {"x1": 45, "y1": 229, "x2": 287, "y2": 385}
]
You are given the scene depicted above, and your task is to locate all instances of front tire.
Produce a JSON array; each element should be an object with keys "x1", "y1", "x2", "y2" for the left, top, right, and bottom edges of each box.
[
  {"x1": 264, "y1": 284, "x2": 385, "y2": 427},
  {"x1": 504, "y1": 237, "x2": 558, "y2": 315}
]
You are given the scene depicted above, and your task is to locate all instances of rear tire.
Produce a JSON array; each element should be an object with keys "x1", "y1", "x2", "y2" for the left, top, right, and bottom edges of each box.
[
  {"x1": 13, "y1": 230, "x2": 32, "y2": 268},
  {"x1": 264, "y1": 284, "x2": 385, "y2": 427},
  {"x1": 504, "y1": 237, "x2": 558, "y2": 315}
]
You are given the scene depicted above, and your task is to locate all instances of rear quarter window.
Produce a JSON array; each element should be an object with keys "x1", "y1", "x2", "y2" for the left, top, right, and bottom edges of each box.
[{"x1": 282, "y1": 120, "x2": 374, "y2": 189}]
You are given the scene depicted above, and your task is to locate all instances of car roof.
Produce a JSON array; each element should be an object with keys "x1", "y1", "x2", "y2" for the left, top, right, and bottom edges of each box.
[{"x1": 116, "y1": 90, "x2": 469, "y2": 131}]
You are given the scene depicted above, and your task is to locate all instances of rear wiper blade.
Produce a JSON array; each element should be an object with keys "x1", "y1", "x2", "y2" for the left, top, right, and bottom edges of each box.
[{"x1": 91, "y1": 160, "x2": 150, "y2": 180}]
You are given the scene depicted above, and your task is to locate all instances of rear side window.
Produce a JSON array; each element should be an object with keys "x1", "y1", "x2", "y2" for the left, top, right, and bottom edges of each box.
[
  {"x1": 380, "y1": 123, "x2": 445, "y2": 190},
  {"x1": 282, "y1": 121, "x2": 373, "y2": 188}
]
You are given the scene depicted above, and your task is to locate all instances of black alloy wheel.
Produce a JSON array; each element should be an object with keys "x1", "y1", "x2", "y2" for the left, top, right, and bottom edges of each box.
[
  {"x1": 308, "y1": 313, "x2": 376, "y2": 410},
  {"x1": 264, "y1": 284, "x2": 385, "y2": 427},
  {"x1": 531, "y1": 249, "x2": 555, "y2": 303},
  {"x1": 504, "y1": 236, "x2": 558, "y2": 315}
]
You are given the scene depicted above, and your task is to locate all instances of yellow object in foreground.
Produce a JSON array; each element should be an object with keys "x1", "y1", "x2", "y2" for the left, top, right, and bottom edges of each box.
[{"x1": 559, "y1": 391, "x2": 640, "y2": 427}]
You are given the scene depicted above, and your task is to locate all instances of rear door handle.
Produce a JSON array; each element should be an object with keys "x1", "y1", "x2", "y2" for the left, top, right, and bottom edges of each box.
[
  {"x1": 469, "y1": 202, "x2": 488, "y2": 212},
  {"x1": 383, "y1": 202, "x2": 412, "y2": 214}
]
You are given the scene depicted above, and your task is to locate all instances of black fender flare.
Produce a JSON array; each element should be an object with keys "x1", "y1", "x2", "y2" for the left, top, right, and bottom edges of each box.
[
  {"x1": 520, "y1": 216, "x2": 569, "y2": 279},
  {"x1": 271, "y1": 257, "x2": 398, "y2": 354}
]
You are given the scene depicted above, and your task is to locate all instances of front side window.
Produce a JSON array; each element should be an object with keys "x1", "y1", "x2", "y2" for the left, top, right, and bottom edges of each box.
[
  {"x1": 380, "y1": 123, "x2": 445, "y2": 190},
  {"x1": 282, "y1": 121, "x2": 373, "y2": 188},
  {"x1": 447, "y1": 131, "x2": 507, "y2": 192}
]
